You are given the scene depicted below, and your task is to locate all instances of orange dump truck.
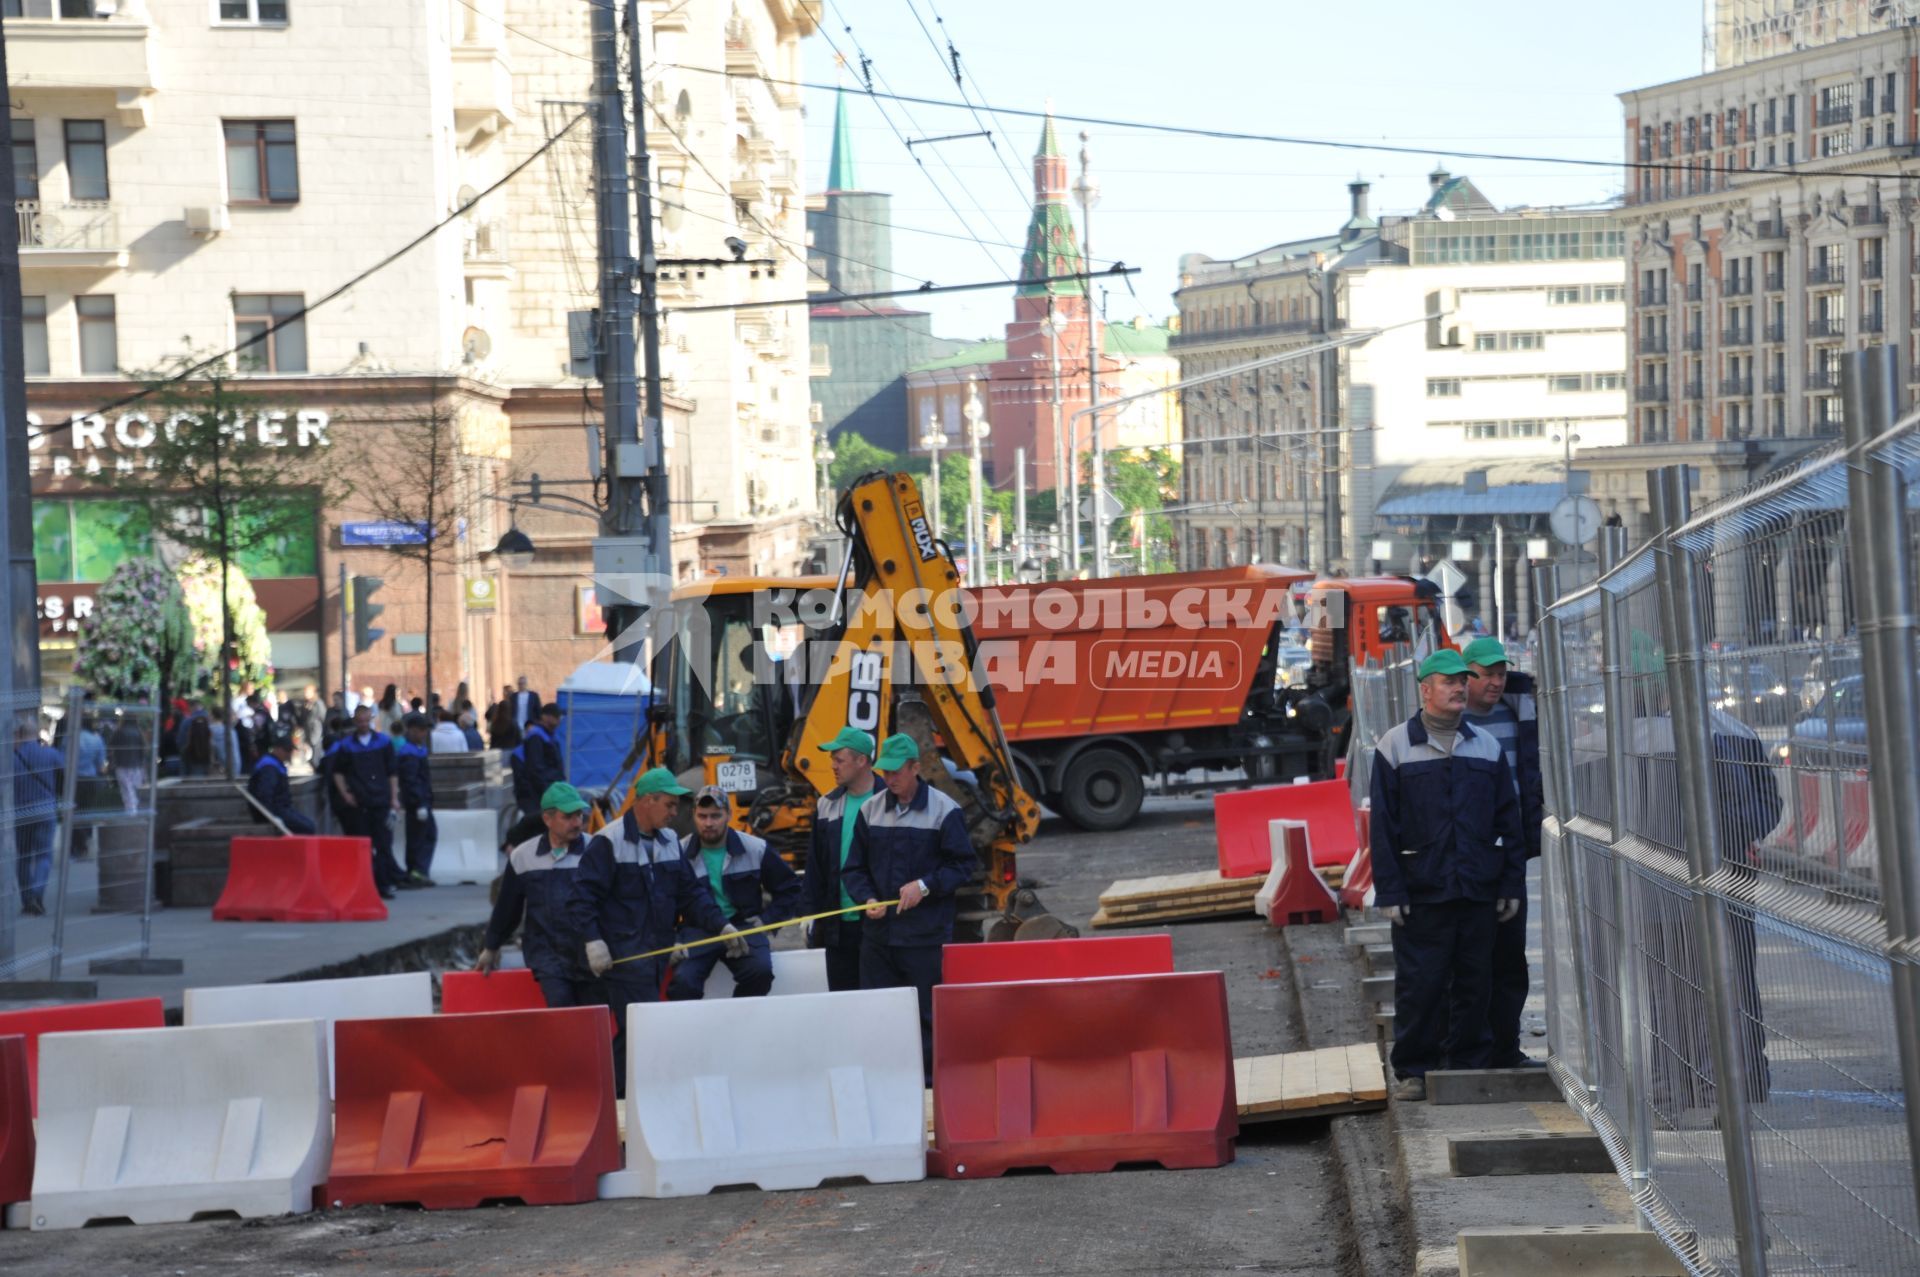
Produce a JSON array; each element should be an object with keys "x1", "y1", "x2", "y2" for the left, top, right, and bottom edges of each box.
[{"x1": 968, "y1": 566, "x2": 1449, "y2": 831}]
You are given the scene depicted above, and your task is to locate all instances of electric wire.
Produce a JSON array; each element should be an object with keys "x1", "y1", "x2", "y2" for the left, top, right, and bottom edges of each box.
[{"x1": 898, "y1": 0, "x2": 1033, "y2": 211}]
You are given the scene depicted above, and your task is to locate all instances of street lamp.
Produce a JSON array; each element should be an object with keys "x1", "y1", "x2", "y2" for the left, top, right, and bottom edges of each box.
[
  {"x1": 813, "y1": 433, "x2": 836, "y2": 513},
  {"x1": 490, "y1": 525, "x2": 536, "y2": 570},
  {"x1": 963, "y1": 380, "x2": 988, "y2": 586},
  {"x1": 1073, "y1": 130, "x2": 1107, "y2": 577},
  {"x1": 919, "y1": 420, "x2": 945, "y2": 539}
]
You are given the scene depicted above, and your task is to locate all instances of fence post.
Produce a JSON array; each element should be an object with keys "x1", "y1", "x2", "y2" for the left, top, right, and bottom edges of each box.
[
  {"x1": 1839, "y1": 345, "x2": 1920, "y2": 1230},
  {"x1": 1595, "y1": 525, "x2": 1652, "y2": 1201},
  {"x1": 1648, "y1": 464, "x2": 1770, "y2": 1274},
  {"x1": 46, "y1": 687, "x2": 83, "y2": 980}
]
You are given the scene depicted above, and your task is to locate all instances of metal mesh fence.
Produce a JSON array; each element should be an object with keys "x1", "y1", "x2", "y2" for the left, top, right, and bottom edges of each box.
[{"x1": 1535, "y1": 388, "x2": 1920, "y2": 1275}]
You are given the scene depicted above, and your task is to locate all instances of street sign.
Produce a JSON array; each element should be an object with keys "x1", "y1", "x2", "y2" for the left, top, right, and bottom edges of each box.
[
  {"x1": 463, "y1": 576, "x2": 497, "y2": 611},
  {"x1": 343, "y1": 520, "x2": 432, "y2": 546},
  {"x1": 1079, "y1": 491, "x2": 1124, "y2": 523},
  {"x1": 1426, "y1": 559, "x2": 1467, "y2": 598},
  {"x1": 1550, "y1": 495, "x2": 1603, "y2": 547}
]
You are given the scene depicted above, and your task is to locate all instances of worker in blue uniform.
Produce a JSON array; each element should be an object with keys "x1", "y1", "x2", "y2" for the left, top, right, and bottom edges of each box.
[
  {"x1": 1370, "y1": 648, "x2": 1524, "y2": 1102},
  {"x1": 326, "y1": 702, "x2": 403, "y2": 899},
  {"x1": 478, "y1": 781, "x2": 598, "y2": 1008},
  {"x1": 395, "y1": 712, "x2": 437, "y2": 888},
  {"x1": 246, "y1": 728, "x2": 314, "y2": 834},
  {"x1": 665, "y1": 784, "x2": 803, "y2": 999},
  {"x1": 506, "y1": 701, "x2": 567, "y2": 849}
]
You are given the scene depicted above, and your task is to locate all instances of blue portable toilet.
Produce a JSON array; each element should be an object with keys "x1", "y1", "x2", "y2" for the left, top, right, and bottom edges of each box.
[{"x1": 556, "y1": 661, "x2": 653, "y2": 793}]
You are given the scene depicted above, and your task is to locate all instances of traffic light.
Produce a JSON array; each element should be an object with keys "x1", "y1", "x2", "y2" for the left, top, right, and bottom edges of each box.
[{"x1": 350, "y1": 575, "x2": 385, "y2": 654}]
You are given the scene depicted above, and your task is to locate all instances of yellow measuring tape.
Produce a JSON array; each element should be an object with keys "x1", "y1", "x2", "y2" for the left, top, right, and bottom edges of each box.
[{"x1": 606, "y1": 900, "x2": 903, "y2": 968}]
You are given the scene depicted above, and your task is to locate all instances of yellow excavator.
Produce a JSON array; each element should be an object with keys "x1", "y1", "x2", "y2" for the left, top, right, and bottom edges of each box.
[{"x1": 605, "y1": 470, "x2": 1060, "y2": 942}]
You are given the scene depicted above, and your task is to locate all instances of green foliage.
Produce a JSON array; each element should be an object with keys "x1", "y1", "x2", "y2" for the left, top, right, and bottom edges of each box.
[
  {"x1": 178, "y1": 556, "x2": 274, "y2": 694},
  {"x1": 826, "y1": 432, "x2": 900, "y2": 490},
  {"x1": 72, "y1": 557, "x2": 195, "y2": 703}
]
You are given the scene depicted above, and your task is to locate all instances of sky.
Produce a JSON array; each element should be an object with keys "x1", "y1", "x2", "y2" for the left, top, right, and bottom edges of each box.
[{"x1": 797, "y1": 0, "x2": 1706, "y2": 339}]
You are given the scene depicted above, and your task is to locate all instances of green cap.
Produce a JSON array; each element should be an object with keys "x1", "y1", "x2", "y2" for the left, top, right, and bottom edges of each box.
[
  {"x1": 631, "y1": 766, "x2": 691, "y2": 798},
  {"x1": 1460, "y1": 637, "x2": 1510, "y2": 668},
  {"x1": 540, "y1": 781, "x2": 589, "y2": 814},
  {"x1": 872, "y1": 732, "x2": 921, "y2": 773},
  {"x1": 1418, "y1": 649, "x2": 1470, "y2": 679},
  {"x1": 818, "y1": 726, "x2": 877, "y2": 758}
]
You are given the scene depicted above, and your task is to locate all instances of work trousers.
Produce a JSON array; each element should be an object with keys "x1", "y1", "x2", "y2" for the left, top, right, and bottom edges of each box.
[
  {"x1": 666, "y1": 927, "x2": 773, "y2": 999},
  {"x1": 860, "y1": 939, "x2": 942, "y2": 1083},
  {"x1": 1389, "y1": 897, "x2": 1496, "y2": 1080}
]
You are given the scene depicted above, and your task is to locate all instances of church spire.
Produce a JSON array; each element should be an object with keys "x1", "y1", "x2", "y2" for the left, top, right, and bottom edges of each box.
[
  {"x1": 827, "y1": 86, "x2": 858, "y2": 192},
  {"x1": 1018, "y1": 103, "x2": 1083, "y2": 297}
]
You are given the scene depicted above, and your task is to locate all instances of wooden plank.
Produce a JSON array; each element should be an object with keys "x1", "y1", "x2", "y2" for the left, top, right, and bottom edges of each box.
[
  {"x1": 1090, "y1": 902, "x2": 1256, "y2": 928},
  {"x1": 1348, "y1": 1042, "x2": 1387, "y2": 1101},
  {"x1": 1100, "y1": 891, "x2": 1259, "y2": 917},
  {"x1": 1233, "y1": 1044, "x2": 1386, "y2": 1123}
]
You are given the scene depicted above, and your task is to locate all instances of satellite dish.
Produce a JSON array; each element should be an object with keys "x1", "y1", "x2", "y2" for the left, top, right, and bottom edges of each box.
[
  {"x1": 462, "y1": 327, "x2": 492, "y2": 361},
  {"x1": 455, "y1": 184, "x2": 479, "y2": 214}
]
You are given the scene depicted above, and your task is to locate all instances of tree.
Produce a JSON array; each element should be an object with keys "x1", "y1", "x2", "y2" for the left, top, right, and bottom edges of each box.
[
  {"x1": 827, "y1": 431, "x2": 899, "y2": 490},
  {"x1": 72, "y1": 558, "x2": 195, "y2": 705},
  {"x1": 178, "y1": 555, "x2": 273, "y2": 696},
  {"x1": 92, "y1": 355, "x2": 339, "y2": 776},
  {"x1": 1103, "y1": 447, "x2": 1182, "y2": 573},
  {"x1": 343, "y1": 378, "x2": 502, "y2": 699}
]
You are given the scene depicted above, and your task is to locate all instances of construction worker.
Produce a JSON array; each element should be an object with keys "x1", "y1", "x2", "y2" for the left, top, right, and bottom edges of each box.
[
  {"x1": 1459, "y1": 637, "x2": 1544, "y2": 1068},
  {"x1": 841, "y1": 732, "x2": 975, "y2": 1081},
  {"x1": 1370, "y1": 648, "x2": 1524, "y2": 1101},
  {"x1": 246, "y1": 728, "x2": 313, "y2": 835},
  {"x1": 570, "y1": 767, "x2": 744, "y2": 1089},
  {"x1": 505, "y1": 701, "x2": 566, "y2": 850},
  {"x1": 802, "y1": 726, "x2": 881, "y2": 992},
  {"x1": 478, "y1": 782, "x2": 597, "y2": 1009},
  {"x1": 395, "y1": 712, "x2": 438, "y2": 888},
  {"x1": 326, "y1": 702, "x2": 403, "y2": 900},
  {"x1": 664, "y1": 784, "x2": 803, "y2": 1000}
]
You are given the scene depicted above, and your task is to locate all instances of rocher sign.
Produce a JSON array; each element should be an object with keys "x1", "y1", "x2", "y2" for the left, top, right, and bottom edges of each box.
[{"x1": 24, "y1": 408, "x2": 333, "y2": 480}]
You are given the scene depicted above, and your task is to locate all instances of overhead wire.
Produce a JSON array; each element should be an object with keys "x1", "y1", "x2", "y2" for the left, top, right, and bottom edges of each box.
[{"x1": 898, "y1": 0, "x2": 1033, "y2": 212}]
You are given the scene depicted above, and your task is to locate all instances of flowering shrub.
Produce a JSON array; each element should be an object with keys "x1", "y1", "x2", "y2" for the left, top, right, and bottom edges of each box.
[
  {"x1": 72, "y1": 557, "x2": 196, "y2": 702},
  {"x1": 177, "y1": 556, "x2": 275, "y2": 694}
]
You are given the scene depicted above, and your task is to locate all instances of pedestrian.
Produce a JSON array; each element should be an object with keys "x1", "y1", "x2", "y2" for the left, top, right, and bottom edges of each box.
[
  {"x1": 506, "y1": 701, "x2": 566, "y2": 850},
  {"x1": 429, "y1": 709, "x2": 468, "y2": 754},
  {"x1": 487, "y1": 697, "x2": 522, "y2": 752},
  {"x1": 457, "y1": 709, "x2": 486, "y2": 751},
  {"x1": 511, "y1": 676, "x2": 542, "y2": 730},
  {"x1": 1370, "y1": 648, "x2": 1524, "y2": 1101},
  {"x1": 182, "y1": 713, "x2": 213, "y2": 778},
  {"x1": 803, "y1": 726, "x2": 882, "y2": 992},
  {"x1": 75, "y1": 715, "x2": 106, "y2": 779},
  {"x1": 665, "y1": 785, "x2": 802, "y2": 1000},
  {"x1": 247, "y1": 728, "x2": 315, "y2": 835},
  {"x1": 207, "y1": 708, "x2": 241, "y2": 777},
  {"x1": 325, "y1": 702, "x2": 404, "y2": 900},
  {"x1": 569, "y1": 767, "x2": 743, "y2": 1090},
  {"x1": 108, "y1": 713, "x2": 147, "y2": 813},
  {"x1": 478, "y1": 782, "x2": 599, "y2": 1008},
  {"x1": 396, "y1": 712, "x2": 438, "y2": 888},
  {"x1": 840, "y1": 733, "x2": 975, "y2": 1081},
  {"x1": 375, "y1": 683, "x2": 403, "y2": 736},
  {"x1": 12, "y1": 716, "x2": 62, "y2": 916},
  {"x1": 1460, "y1": 637, "x2": 1545, "y2": 1069}
]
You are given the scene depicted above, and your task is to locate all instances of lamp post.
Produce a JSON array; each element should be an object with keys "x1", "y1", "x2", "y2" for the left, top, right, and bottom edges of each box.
[
  {"x1": 1044, "y1": 305, "x2": 1068, "y2": 569},
  {"x1": 1074, "y1": 130, "x2": 1107, "y2": 577},
  {"x1": 963, "y1": 380, "x2": 988, "y2": 587},
  {"x1": 920, "y1": 418, "x2": 944, "y2": 540},
  {"x1": 813, "y1": 433, "x2": 836, "y2": 516}
]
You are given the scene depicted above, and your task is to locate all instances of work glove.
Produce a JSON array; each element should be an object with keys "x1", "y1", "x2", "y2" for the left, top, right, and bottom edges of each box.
[
  {"x1": 668, "y1": 940, "x2": 693, "y2": 965},
  {"x1": 585, "y1": 939, "x2": 612, "y2": 976},
  {"x1": 414, "y1": 807, "x2": 429, "y2": 822},
  {"x1": 476, "y1": 947, "x2": 500, "y2": 975},
  {"x1": 743, "y1": 915, "x2": 764, "y2": 931},
  {"x1": 1496, "y1": 898, "x2": 1521, "y2": 924},
  {"x1": 722, "y1": 924, "x2": 749, "y2": 960},
  {"x1": 1383, "y1": 904, "x2": 1410, "y2": 926}
]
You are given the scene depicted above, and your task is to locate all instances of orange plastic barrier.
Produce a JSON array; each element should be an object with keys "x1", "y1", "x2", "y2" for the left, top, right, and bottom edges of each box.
[
  {"x1": 1339, "y1": 807, "x2": 1375, "y2": 910},
  {"x1": 1264, "y1": 822, "x2": 1341, "y2": 927},
  {"x1": 0, "y1": 996, "x2": 165, "y2": 1114},
  {"x1": 213, "y1": 837, "x2": 387, "y2": 923},
  {"x1": 328, "y1": 1007, "x2": 619, "y2": 1209},
  {"x1": 942, "y1": 935, "x2": 1174, "y2": 985},
  {"x1": 1214, "y1": 781, "x2": 1358, "y2": 879},
  {"x1": 0, "y1": 1035, "x2": 31, "y2": 1209},
  {"x1": 928, "y1": 970, "x2": 1237, "y2": 1178},
  {"x1": 439, "y1": 969, "x2": 549, "y2": 1015}
]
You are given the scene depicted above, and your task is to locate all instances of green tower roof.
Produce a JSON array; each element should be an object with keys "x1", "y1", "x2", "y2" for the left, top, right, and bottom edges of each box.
[
  {"x1": 1019, "y1": 110, "x2": 1081, "y2": 298},
  {"x1": 827, "y1": 87, "x2": 857, "y2": 191}
]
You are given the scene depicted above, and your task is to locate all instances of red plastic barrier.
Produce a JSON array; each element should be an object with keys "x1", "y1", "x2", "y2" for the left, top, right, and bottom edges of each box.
[
  {"x1": 0, "y1": 1035, "x2": 31, "y2": 1209},
  {"x1": 1762, "y1": 772, "x2": 1823, "y2": 852},
  {"x1": 928, "y1": 970, "x2": 1237, "y2": 1178},
  {"x1": 0, "y1": 996, "x2": 165, "y2": 1115},
  {"x1": 1265, "y1": 823, "x2": 1341, "y2": 927},
  {"x1": 942, "y1": 935, "x2": 1174, "y2": 985},
  {"x1": 440, "y1": 969, "x2": 549, "y2": 1015},
  {"x1": 213, "y1": 837, "x2": 387, "y2": 923},
  {"x1": 328, "y1": 1007, "x2": 618, "y2": 1209},
  {"x1": 1340, "y1": 807, "x2": 1375, "y2": 910},
  {"x1": 1214, "y1": 780, "x2": 1358, "y2": 878}
]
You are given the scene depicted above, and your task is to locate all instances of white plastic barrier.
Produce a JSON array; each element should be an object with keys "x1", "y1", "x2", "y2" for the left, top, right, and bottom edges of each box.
[
  {"x1": 703, "y1": 946, "x2": 830, "y2": 999},
  {"x1": 397, "y1": 809, "x2": 505, "y2": 885},
  {"x1": 1253, "y1": 819, "x2": 1309, "y2": 919},
  {"x1": 183, "y1": 971, "x2": 432, "y2": 1096},
  {"x1": 599, "y1": 987, "x2": 925, "y2": 1198},
  {"x1": 27, "y1": 1019, "x2": 330, "y2": 1230}
]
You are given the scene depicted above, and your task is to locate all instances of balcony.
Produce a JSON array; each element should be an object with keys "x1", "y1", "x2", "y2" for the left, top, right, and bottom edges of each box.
[
  {"x1": 1808, "y1": 368, "x2": 1839, "y2": 390},
  {"x1": 1763, "y1": 271, "x2": 1785, "y2": 290},
  {"x1": 1862, "y1": 312, "x2": 1885, "y2": 334},
  {"x1": 1637, "y1": 334, "x2": 1668, "y2": 354},
  {"x1": 1683, "y1": 379, "x2": 1704, "y2": 400},
  {"x1": 14, "y1": 199, "x2": 126, "y2": 269},
  {"x1": 1686, "y1": 281, "x2": 1704, "y2": 302},
  {"x1": 2, "y1": 4, "x2": 155, "y2": 125},
  {"x1": 453, "y1": 41, "x2": 516, "y2": 142},
  {"x1": 1682, "y1": 330, "x2": 1705, "y2": 351},
  {"x1": 1862, "y1": 259, "x2": 1885, "y2": 280},
  {"x1": 731, "y1": 165, "x2": 770, "y2": 207},
  {"x1": 724, "y1": 21, "x2": 769, "y2": 80},
  {"x1": 1721, "y1": 326, "x2": 1753, "y2": 347},
  {"x1": 1763, "y1": 321, "x2": 1785, "y2": 342},
  {"x1": 1639, "y1": 287, "x2": 1669, "y2": 307},
  {"x1": 1634, "y1": 382, "x2": 1669, "y2": 403},
  {"x1": 1808, "y1": 315, "x2": 1845, "y2": 338},
  {"x1": 1722, "y1": 276, "x2": 1752, "y2": 296},
  {"x1": 809, "y1": 342, "x2": 831, "y2": 378},
  {"x1": 1753, "y1": 222, "x2": 1787, "y2": 243},
  {"x1": 462, "y1": 218, "x2": 511, "y2": 281},
  {"x1": 1720, "y1": 376, "x2": 1754, "y2": 396},
  {"x1": 1817, "y1": 105, "x2": 1853, "y2": 127},
  {"x1": 768, "y1": 156, "x2": 800, "y2": 197},
  {"x1": 1765, "y1": 373, "x2": 1787, "y2": 394},
  {"x1": 1808, "y1": 262, "x2": 1846, "y2": 286}
]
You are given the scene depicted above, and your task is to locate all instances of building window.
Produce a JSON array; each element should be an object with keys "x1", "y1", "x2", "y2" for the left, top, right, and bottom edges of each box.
[
  {"x1": 76, "y1": 295, "x2": 116, "y2": 375},
  {"x1": 1474, "y1": 333, "x2": 1498, "y2": 351},
  {"x1": 1594, "y1": 372, "x2": 1625, "y2": 390},
  {"x1": 1548, "y1": 286, "x2": 1583, "y2": 304},
  {"x1": 1509, "y1": 332, "x2": 1544, "y2": 351},
  {"x1": 63, "y1": 120, "x2": 108, "y2": 201},
  {"x1": 2, "y1": 1, "x2": 98, "y2": 15},
  {"x1": 11, "y1": 120, "x2": 37, "y2": 202},
  {"x1": 216, "y1": 0, "x2": 290, "y2": 22},
  {"x1": 233, "y1": 293, "x2": 308, "y2": 372},
  {"x1": 224, "y1": 120, "x2": 299, "y2": 203},
  {"x1": 1549, "y1": 375, "x2": 1585, "y2": 393},
  {"x1": 21, "y1": 296, "x2": 47, "y2": 376},
  {"x1": 1593, "y1": 283, "x2": 1623, "y2": 303},
  {"x1": 1426, "y1": 378, "x2": 1461, "y2": 397}
]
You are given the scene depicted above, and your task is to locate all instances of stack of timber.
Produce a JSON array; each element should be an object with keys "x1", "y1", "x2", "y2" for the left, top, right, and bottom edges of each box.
[
  {"x1": 1234, "y1": 1043, "x2": 1387, "y2": 1123},
  {"x1": 1091, "y1": 863, "x2": 1345, "y2": 928}
]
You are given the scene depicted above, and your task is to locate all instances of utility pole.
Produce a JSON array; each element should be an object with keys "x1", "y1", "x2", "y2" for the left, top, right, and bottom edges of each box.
[
  {"x1": 921, "y1": 417, "x2": 944, "y2": 540},
  {"x1": 1046, "y1": 303, "x2": 1065, "y2": 564},
  {"x1": 964, "y1": 380, "x2": 987, "y2": 587},
  {"x1": 1075, "y1": 130, "x2": 1107, "y2": 578},
  {"x1": 0, "y1": 27, "x2": 35, "y2": 973},
  {"x1": 627, "y1": 0, "x2": 671, "y2": 594},
  {"x1": 1015, "y1": 444, "x2": 1028, "y2": 572}
]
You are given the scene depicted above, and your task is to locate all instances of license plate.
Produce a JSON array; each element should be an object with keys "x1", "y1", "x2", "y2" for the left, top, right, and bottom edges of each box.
[{"x1": 715, "y1": 761, "x2": 758, "y2": 793}]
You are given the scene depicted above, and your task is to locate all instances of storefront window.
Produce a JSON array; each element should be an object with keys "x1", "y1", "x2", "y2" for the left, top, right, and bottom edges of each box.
[
  {"x1": 72, "y1": 501, "x2": 152, "y2": 581},
  {"x1": 31, "y1": 496, "x2": 316, "y2": 583},
  {"x1": 32, "y1": 502, "x2": 71, "y2": 582},
  {"x1": 233, "y1": 494, "x2": 316, "y2": 578}
]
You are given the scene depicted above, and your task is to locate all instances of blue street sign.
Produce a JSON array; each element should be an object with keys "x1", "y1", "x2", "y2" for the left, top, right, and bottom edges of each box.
[{"x1": 342, "y1": 521, "x2": 433, "y2": 546}]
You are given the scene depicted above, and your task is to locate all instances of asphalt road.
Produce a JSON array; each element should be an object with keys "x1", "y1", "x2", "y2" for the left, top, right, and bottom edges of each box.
[{"x1": 0, "y1": 798, "x2": 1378, "y2": 1277}]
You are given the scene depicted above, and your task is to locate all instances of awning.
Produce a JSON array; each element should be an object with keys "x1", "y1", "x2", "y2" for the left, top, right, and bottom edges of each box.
[{"x1": 1373, "y1": 457, "x2": 1566, "y2": 518}]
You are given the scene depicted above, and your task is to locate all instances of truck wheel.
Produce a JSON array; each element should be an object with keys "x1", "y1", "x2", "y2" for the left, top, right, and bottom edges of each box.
[{"x1": 1059, "y1": 747, "x2": 1144, "y2": 832}]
